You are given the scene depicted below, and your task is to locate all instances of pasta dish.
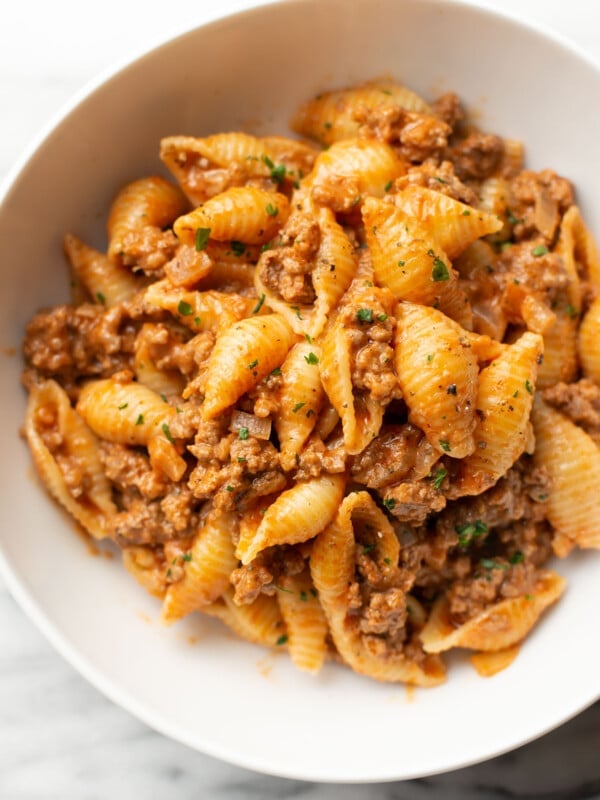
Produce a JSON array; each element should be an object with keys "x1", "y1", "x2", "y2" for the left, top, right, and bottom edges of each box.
[{"x1": 21, "y1": 80, "x2": 600, "y2": 685}]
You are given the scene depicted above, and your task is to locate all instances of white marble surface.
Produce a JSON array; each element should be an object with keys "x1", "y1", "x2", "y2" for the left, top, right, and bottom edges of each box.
[{"x1": 2, "y1": 1, "x2": 600, "y2": 797}]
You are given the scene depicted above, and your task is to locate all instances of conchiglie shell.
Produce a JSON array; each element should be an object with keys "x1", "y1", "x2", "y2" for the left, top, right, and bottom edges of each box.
[
  {"x1": 174, "y1": 187, "x2": 289, "y2": 246},
  {"x1": 276, "y1": 342, "x2": 325, "y2": 470},
  {"x1": 107, "y1": 176, "x2": 188, "y2": 263},
  {"x1": 204, "y1": 588, "x2": 286, "y2": 647},
  {"x1": 236, "y1": 474, "x2": 345, "y2": 565},
  {"x1": 558, "y1": 205, "x2": 600, "y2": 288},
  {"x1": 311, "y1": 492, "x2": 445, "y2": 686},
  {"x1": 420, "y1": 571, "x2": 566, "y2": 653},
  {"x1": 77, "y1": 378, "x2": 176, "y2": 446},
  {"x1": 143, "y1": 278, "x2": 254, "y2": 333},
  {"x1": 395, "y1": 302, "x2": 478, "y2": 458},
  {"x1": 362, "y1": 196, "x2": 471, "y2": 328},
  {"x1": 578, "y1": 295, "x2": 600, "y2": 383},
  {"x1": 161, "y1": 510, "x2": 239, "y2": 623},
  {"x1": 25, "y1": 380, "x2": 116, "y2": 539},
  {"x1": 292, "y1": 81, "x2": 431, "y2": 145},
  {"x1": 477, "y1": 177, "x2": 513, "y2": 243},
  {"x1": 201, "y1": 314, "x2": 295, "y2": 420},
  {"x1": 64, "y1": 234, "x2": 140, "y2": 306},
  {"x1": 555, "y1": 206, "x2": 582, "y2": 308},
  {"x1": 454, "y1": 331, "x2": 543, "y2": 496},
  {"x1": 537, "y1": 313, "x2": 578, "y2": 388},
  {"x1": 134, "y1": 324, "x2": 185, "y2": 398},
  {"x1": 261, "y1": 135, "x2": 318, "y2": 184},
  {"x1": 469, "y1": 645, "x2": 521, "y2": 677},
  {"x1": 200, "y1": 260, "x2": 256, "y2": 292},
  {"x1": 122, "y1": 546, "x2": 167, "y2": 599},
  {"x1": 532, "y1": 399, "x2": 600, "y2": 554},
  {"x1": 310, "y1": 138, "x2": 406, "y2": 200},
  {"x1": 254, "y1": 204, "x2": 358, "y2": 339},
  {"x1": 319, "y1": 317, "x2": 384, "y2": 455},
  {"x1": 278, "y1": 571, "x2": 328, "y2": 674},
  {"x1": 393, "y1": 185, "x2": 503, "y2": 258}
]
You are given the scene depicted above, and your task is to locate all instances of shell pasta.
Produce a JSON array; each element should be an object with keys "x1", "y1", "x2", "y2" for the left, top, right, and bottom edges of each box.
[{"x1": 21, "y1": 77, "x2": 600, "y2": 686}]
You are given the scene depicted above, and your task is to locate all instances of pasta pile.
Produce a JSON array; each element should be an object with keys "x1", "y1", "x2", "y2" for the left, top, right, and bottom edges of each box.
[{"x1": 22, "y1": 80, "x2": 600, "y2": 685}]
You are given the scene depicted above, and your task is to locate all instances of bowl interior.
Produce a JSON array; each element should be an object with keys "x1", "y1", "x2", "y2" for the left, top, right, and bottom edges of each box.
[{"x1": 1, "y1": 0, "x2": 599, "y2": 782}]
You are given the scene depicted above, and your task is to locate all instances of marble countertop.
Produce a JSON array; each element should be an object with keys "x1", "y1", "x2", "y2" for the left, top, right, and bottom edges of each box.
[{"x1": 2, "y1": 1, "x2": 600, "y2": 797}]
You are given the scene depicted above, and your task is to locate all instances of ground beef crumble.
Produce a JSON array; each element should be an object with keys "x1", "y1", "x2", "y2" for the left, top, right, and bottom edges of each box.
[{"x1": 542, "y1": 379, "x2": 600, "y2": 445}]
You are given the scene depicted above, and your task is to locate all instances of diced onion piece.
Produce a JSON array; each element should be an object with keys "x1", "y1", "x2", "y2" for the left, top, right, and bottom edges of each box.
[{"x1": 230, "y1": 410, "x2": 272, "y2": 440}]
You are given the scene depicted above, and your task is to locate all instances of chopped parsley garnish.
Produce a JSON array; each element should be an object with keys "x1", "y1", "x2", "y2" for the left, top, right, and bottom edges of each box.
[
  {"x1": 276, "y1": 634, "x2": 288, "y2": 646},
  {"x1": 439, "y1": 440, "x2": 451, "y2": 452},
  {"x1": 162, "y1": 423, "x2": 174, "y2": 443},
  {"x1": 434, "y1": 176, "x2": 448, "y2": 184},
  {"x1": 383, "y1": 557, "x2": 392, "y2": 565},
  {"x1": 532, "y1": 244, "x2": 549, "y2": 257},
  {"x1": 96, "y1": 292, "x2": 106, "y2": 305},
  {"x1": 398, "y1": 260, "x2": 406, "y2": 267},
  {"x1": 428, "y1": 249, "x2": 450, "y2": 282},
  {"x1": 238, "y1": 427, "x2": 250, "y2": 440},
  {"x1": 377, "y1": 313, "x2": 388, "y2": 322},
  {"x1": 525, "y1": 379, "x2": 534, "y2": 394},
  {"x1": 182, "y1": 553, "x2": 193, "y2": 562},
  {"x1": 299, "y1": 591, "x2": 308, "y2": 602},
  {"x1": 510, "y1": 551, "x2": 524, "y2": 564},
  {"x1": 248, "y1": 358, "x2": 259, "y2": 370},
  {"x1": 265, "y1": 203, "x2": 278, "y2": 217},
  {"x1": 225, "y1": 485, "x2": 234, "y2": 492},
  {"x1": 383, "y1": 498, "x2": 396, "y2": 510},
  {"x1": 462, "y1": 209, "x2": 471, "y2": 216},
  {"x1": 261, "y1": 242, "x2": 272, "y2": 252},
  {"x1": 426, "y1": 354, "x2": 434, "y2": 363},
  {"x1": 271, "y1": 163, "x2": 287, "y2": 183},
  {"x1": 506, "y1": 210, "x2": 521, "y2": 225},
  {"x1": 237, "y1": 457, "x2": 247, "y2": 463},
  {"x1": 292, "y1": 402, "x2": 306, "y2": 413},
  {"x1": 177, "y1": 300, "x2": 193, "y2": 316},
  {"x1": 481, "y1": 558, "x2": 509, "y2": 571},
  {"x1": 455, "y1": 520, "x2": 488, "y2": 548},
  {"x1": 513, "y1": 390, "x2": 519, "y2": 398},
  {"x1": 432, "y1": 467, "x2": 447, "y2": 490},
  {"x1": 305, "y1": 409, "x2": 315, "y2": 418},
  {"x1": 356, "y1": 308, "x2": 374, "y2": 323},
  {"x1": 194, "y1": 316, "x2": 201, "y2": 326},
  {"x1": 230, "y1": 240, "x2": 246, "y2": 256},
  {"x1": 304, "y1": 352, "x2": 319, "y2": 365},
  {"x1": 324, "y1": 122, "x2": 332, "y2": 130},
  {"x1": 270, "y1": 367, "x2": 282, "y2": 376},
  {"x1": 565, "y1": 304, "x2": 579, "y2": 319},
  {"x1": 363, "y1": 543, "x2": 376, "y2": 553},
  {"x1": 251, "y1": 293, "x2": 266, "y2": 315},
  {"x1": 195, "y1": 227, "x2": 211, "y2": 251},
  {"x1": 135, "y1": 414, "x2": 144, "y2": 426},
  {"x1": 160, "y1": 393, "x2": 168, "y2": 403},
  {"x1": 118, "y1": 402, "x2": 128, "y2": 410},
  {"x1": 525, "y1": 594, "x2": 534, "y2": 601},
  {"x1": 384, "y1": 180, "x2": 393, "y2": 192},
  {"x1": 350, "y1": 195, "x2": 362, "y2": 207},
  {"x1": 291, "y1": 305, "x2": 303, "y2": 319}
]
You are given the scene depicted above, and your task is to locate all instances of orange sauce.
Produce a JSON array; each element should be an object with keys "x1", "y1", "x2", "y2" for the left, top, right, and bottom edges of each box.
[{"x1": 470, "y1": 644, "x2": 521, "y2": 677}]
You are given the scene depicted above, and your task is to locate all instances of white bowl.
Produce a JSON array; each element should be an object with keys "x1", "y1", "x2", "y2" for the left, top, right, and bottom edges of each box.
[{"x1": 2, "y1": 0, "x2": 600, "y2": 783}]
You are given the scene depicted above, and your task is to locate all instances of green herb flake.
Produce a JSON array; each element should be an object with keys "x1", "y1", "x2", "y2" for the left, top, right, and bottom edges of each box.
[
  {"x1": 270, "y1": 163, "x2": 287, "y2": 183},
  {"x1": 252, "y1": 293, "x2": 266, "y2": 315},
  {"x1": 266, "y1": 203, "x2": 279, "y2": 217},
  {"x1": 462, "y1": 209, "x2": 471, "y2": 216},
  {"x1": 506, "y1": 210, "x2": 521, "y2": 225},
  {"x1": 177, "y1": 300, "x2": 194, "y2": 316},
  {"x1": 162, "y1": 423, "x2": 175, "y2": 443},
  {"x1": 299, "y1": 591, "x2": 308, "y2": 602},
  {"x1": 230, "y1": 240, "x2": 246, "y2": 256},
  {"x1": 455, "y1": 520, "x2": 488, "y2": 548},
  {"x1": 291, "y1": 305, "x2": 303, "y2": 319},
  {"x1": 429, "y1": 250, "x2": 450, "y2": 282},
  {"x1": 434, "y1": 176, "x2": 448, "y2": 184},
  {"x1": 513, "y1": 390, "x2": 519, "y2": 398},
  {"x1": 310, "y1": 588, "x2": 318, "y2": 598},
  {"x1": 160, "y1": 393, "x2": 168, "y2": 403},
  {"x1": 96, "y1": 292, "x2": 106, "y2": 305},
  {"x1": 237, "y1": 457, "x2": 247, "y2": 463},
  {"x1": 276, "y1": 634, "x2": 288, "y2": 645},
  {"x1": 261, "y1": 242, "x2": 272, "y2": 253},
  {"x1": 532, "y1": 244, "x2": 549, "y2": 257},
  {"x1": 363, "y1": 543, "x2": 376, "y2": 554},
  {"x1": 356, "y1": 308, "x2": 374, "y2": 323},
  {"x1": 510, "y1": 551, "x2": 525, "y2": 564},
  {"x1": 525, "y1": 594, "x2": 534, "y2": 601},
  {"x1": 432, "y1": 468, "x2": 447, "y2": 490},
  {"x1": 238, "y1": 427, "x2": 250, "y2": 440},
  {"x1": 426, "y1": 354, "x2": 434, "y2": 363},
  {"x1": 304, "y1": 352, "x2": 319, "y2": 365},
  {"x1": 439, "y1": 440, "x2": 451, "y2": 452},
  {"x1": 248, "y1": 358, "x2": 259, "y2": 370},
  {"x1": 135, "y1": 414, "x2": 144, "y2": 426},
  {"x1": 118, "y1": 402, "x2": 128, "y2": 410},
  {"x1": 377, "y1": 313, "x2": 388, "y2": 322},
  {"x1": 398, "y1": 260, "x2": 406, "y2": 267},
  {"x1": 481, "y1": 558, "x2": 509, "y2": 571},
  {"x1": 305, "y1": 333, "x2": 313, "y2": 344},
  {"x1": 383, "y1": 498, "x2": 396, "y2": 510},
  {"x1": 182, "y1": 553, "x2": 193, "y2": 562},
  {"x1": 195, "y1": 227, "x2": 211, "y2": 251},
  {"x1": 324, "y1": 122, "x2": 332, "y2": 130},
  {"x1": 270, "y1": 367, "x2": 282, "y2": 377},
  {"x1": 293, "y1": 402, "x2": 306, "y2": 413},
  {"x1": 225, "y1": 485, "x2": 234, "y2": 492},
  {"x1": 194, "y1": 316, "x2": 201, "y2": 326},
  {"x1": 565, "y1": 304, "x2": 579, "y2": 319},
  {"x1": 383, "y1": 557, "x2": 392, "y2": 565},
  {"x1": 525, "y1": 379, "x2": 534, "y2": 395},
  {"x1": 384, "y1": 180, "x2": 393, "y2": 192}
]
